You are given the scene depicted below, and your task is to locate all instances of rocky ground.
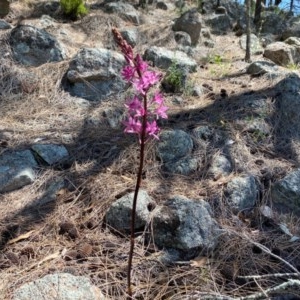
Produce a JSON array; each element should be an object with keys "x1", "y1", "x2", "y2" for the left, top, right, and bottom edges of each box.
[{"x1": 1, "y1": 0, "x2": 300, "y2": 299}]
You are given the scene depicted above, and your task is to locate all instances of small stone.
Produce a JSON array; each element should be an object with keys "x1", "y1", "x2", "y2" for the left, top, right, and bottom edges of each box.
[
  {"x1": 174, "y1": 31, "x2": 192, "y2": 47},
  {"x1": 59, "y1": 221, "x2": 79, "y2": 239},
  {"x1": 225, "y1": 175, "x2": 258, "y2": 212},
  {"x1": 0, "y1": 150, "x2": 37, "y2": 193},
  {"x1": 204, "y1": 40, "x2": 215, "y2": 48},
  {"x1": 78, "y1": 243, "x2": 93, "y2": 258},
  {"x1": 105, "y1": 190, "x2": 155, "y2": 232},
  {"x1": 191, "y1": 85, "x2": 203, "y2": 96},
  {"x1": 6, "y1": 252, "x2": 19, "y2": 265},
  {"x1": 31, "y1": 144, "x2": 69, "y2": 165},
  {"x1": 64, "y1": 250, "x2": 78, "y2": 261},
  {"x1": 156, "y1": 1, "x2": 168, "y2": 10},
  {"x1": 209, "y1": 154, "x2": 232, "y2": 178},
  {"x1": 13, "y1": 273, "x2": 106, "y2": 300}
]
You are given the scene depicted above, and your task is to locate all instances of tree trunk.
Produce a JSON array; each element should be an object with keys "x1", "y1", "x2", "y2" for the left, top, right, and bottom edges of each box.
[
  {"x1": 0, "y1": 0, "x2": 9, "y2": 17},
  {"x1": 245, "y1": 0, "x2": 251, "y2": 62},
  {"x1": 216, "y1": 0, "x2": 220, "y2": 7},
  {"x1": 254, "y1": 0, "x2": 262, "y2": 25},
  {"x1": 290, "y1": 0, "x2": 294, "y2": 11}
]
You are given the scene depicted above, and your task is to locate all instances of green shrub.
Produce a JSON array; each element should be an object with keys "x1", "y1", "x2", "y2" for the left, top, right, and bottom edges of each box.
[
  {"x1": 60, "y1": 0, "x2": 88, "y2": 19},
  {"x1": 162, "y1": 61, "x2": 187, "y2": 93}
]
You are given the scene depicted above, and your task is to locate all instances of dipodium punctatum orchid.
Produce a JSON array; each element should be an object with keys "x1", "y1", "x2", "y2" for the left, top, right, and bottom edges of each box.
[
  {"x1": 112, "y1": 28, "x2": 168, "y2": 142},
  {"x1": 112, "y1": 27, "x2": 168, "y2": 299}
]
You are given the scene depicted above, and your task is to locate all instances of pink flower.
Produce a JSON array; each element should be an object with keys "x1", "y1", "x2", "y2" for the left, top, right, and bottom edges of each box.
[
  {"x1": 121, "y1": 65, "x2": 136, "y2": 82},
  {"x1": 123, "y1": 117, "x2": 142, "y2": 134},
  {"x1": 151, "y1": 92, "x2": 164, "y2": 105},
  {"x1": 143, "y1": 71, "x2": 160, "y2": 86},
  {"x1": 135, "y1": 54, "x2": 148, "y2": 73},
  {"x1": 125, "y1": 96, "x2": 145, "y2": 117},
  {"x1": 112, "y1": 28, "x2": 168, "y2": 142},
  {"x1": 146, "y1": 120, "x2": 159, "y2": 139},
  {"x1": 155, "y1": 103, "x2": 168, "y2": 119},
  {"x1": 133, "y1": 71, "x2": 160, "y2": 94}
]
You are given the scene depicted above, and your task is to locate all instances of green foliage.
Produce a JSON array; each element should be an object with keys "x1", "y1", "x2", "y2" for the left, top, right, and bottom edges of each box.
[
  {"x1": 60, "y1": 0, "x2": 88, "y2": 19},
  {"x1": 210, "y1": 54, "x2": 223, "y2": 64},
  {"x1": 197, "y1": 0, "x2": 203, "y2": 12},
  {"x1": 163, "y1": 60, "x2": 186, "y2": 93},
  {"x1": 286, "y1": 63, "x2": 299, "y2": 70}
]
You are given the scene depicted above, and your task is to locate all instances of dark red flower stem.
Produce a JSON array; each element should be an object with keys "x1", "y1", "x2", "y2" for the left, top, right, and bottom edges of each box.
[
  {"x1": 127, "y1": 60, "x2": 148, "y2": 298},
  {"x1": 112, "y1": 27, "x2": 149, "y2": 299},
  {"x1": 127, "y1": 95, "x2": 147, "y2": 299}
]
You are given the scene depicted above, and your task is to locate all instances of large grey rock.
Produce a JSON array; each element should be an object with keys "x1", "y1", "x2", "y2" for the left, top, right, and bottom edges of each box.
[
  {"x1": 165, "y1": 156, "x2": 198, "y2": 175},
  {"x1": 161, "y1": 130, "x2": 199, "y2": 174},
  {"x1": 103, "y1": 107, "x2": 124, "y2": 129},
  {"x1": 13, "y1": 273, "x2": 105, "y2": 300},
  {"x1": 239, "y1": 34, "x2": 263, "y2": 55},
  {"x1": 0, "y1": 150, "x2": 38, "y2": 193},
  {"x1": 285, "y1": 36, "x2": 300, "y2": 56},
  {"x1": 157, "y1": 130, "x2": 196, "y2": 175},
  {"x1": 260, "y1": 12, "x2": 287, "y2": 35},
  {"x1": 105, "y1": 190, "x2": 155, "y2": 232},
  {"x1": 236, "y1": 118, "x2": 271, "y2": 136},
  {"x1": 282, "y1": 20, "x2": 300, "y2": 40},
  {"x1": 104, "y1": 2, "x2": 140, "y2": 25},
  {"x1": 209, "y1": 0, "x2": 244, "y2": 21},
  {"x1": 263, "y1": 42, "x2": 297, "y2": 66},
  {"x1": 285, "y1": 34, "x2": 300, "y2": 46},
  {"x1": 64, "y1": 48, "x2": 126, "y2": 101},
  {"x1": 0, "y1": 20, "x2": 11, "y2": 30},
  {"x1": 31, "y1": 144, "x2": 69, "y2": 165},
  {"x1": 271, "y1": 169, "x2": 300, "y2": 216},
  {"x1": 9, "y1": 25, "x2": 66, "y2": 67},
  {"x1": 157, "y1": 129, "x2": 193, "y2": 162},
  {"x1": 201, "y1": 0, "x2": 246, "y2": 26},
  {"x1": 272, "y1": 74, "x2": 300, "y2": 162},
  {"x1": 152, "y1": 196, "x2": 220, "y2": 260},
  {"x1": 172, "y1": 8, "x2": 202, "y2": 46},
  {"x1": 225, "y1": 175, "x2": 258, "y2": 212},
  {"x1": 204, "y1": 14, "x2": 232, "y2": 35},
  {"x1": 247, "y1": 60, "x2": 279, "y2": 75},
  {"x1": 144, "y1": 47, "x2": 197, "y2": 73}
]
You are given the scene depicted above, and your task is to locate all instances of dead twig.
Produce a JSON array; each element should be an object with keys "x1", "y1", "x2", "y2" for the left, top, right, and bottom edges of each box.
[
  {"x1": 233, "y1": 231, "x2": 300, "y2": 276},
  {"x1": 190, "y1": 279, "x2": 300, "y2": 300},
  {"x1": 238, "y1": 272, "x2": 300, "y2": 279}
]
